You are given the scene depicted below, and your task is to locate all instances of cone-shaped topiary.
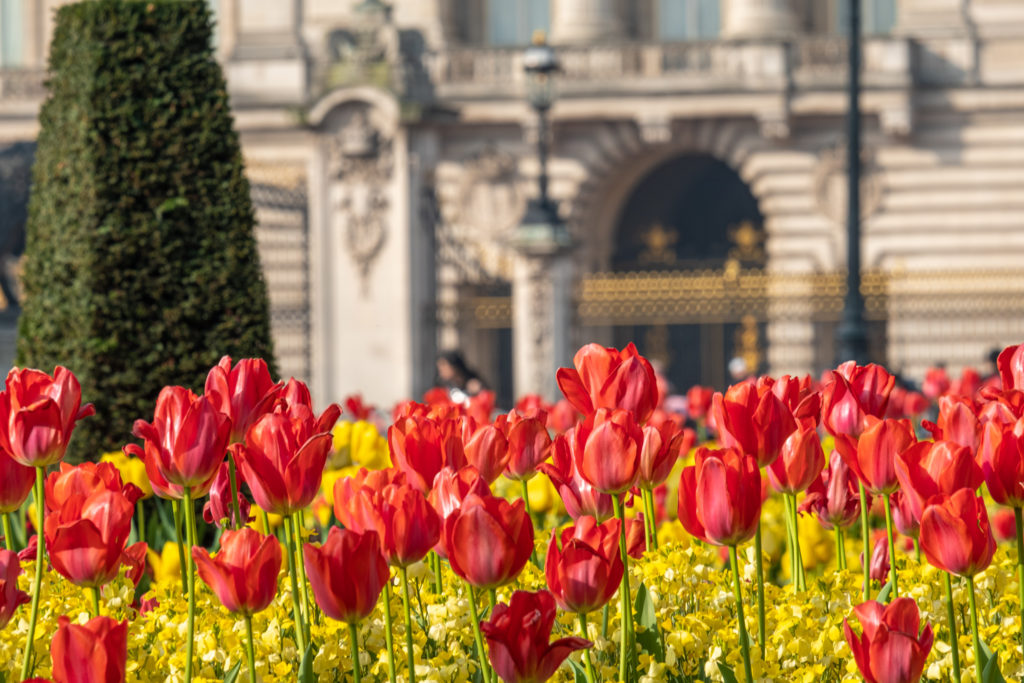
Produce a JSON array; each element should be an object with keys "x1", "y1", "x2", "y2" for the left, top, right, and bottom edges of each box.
[{"x1": 17, "y1": 0, "x2": 276, "y2": 461}]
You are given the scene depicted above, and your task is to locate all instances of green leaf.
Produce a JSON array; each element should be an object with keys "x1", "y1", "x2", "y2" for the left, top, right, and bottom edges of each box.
[
  {"x1": 633, "y1": 582, "x2": 665, "y2": 662},
  {"x1": 876, "y1": 580, "x2": 893, "y2": 604},
  {"x1": 223, "y1": 660, "x2": 241, "y2": 683},
  {"x1": 154, "y1": 196, "x2": 188, "y2": 218},
  {"x1": 717, "y1": 661, "x2": 740, "y2": 683},
  {"x1": 980, "y1": 641, "x2": 1007, "y2": 683},
  {"x1": 568, "y1": 657, "x2": 586, "y2": 683},
  {"x1": 298, "y1": 642, "x2": 315, "y2": 683}
]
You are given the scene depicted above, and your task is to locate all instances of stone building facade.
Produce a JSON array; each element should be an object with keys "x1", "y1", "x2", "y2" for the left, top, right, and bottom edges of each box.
[{"x1": 3, "y1": 0, "x2": 1024, "y2": 408}]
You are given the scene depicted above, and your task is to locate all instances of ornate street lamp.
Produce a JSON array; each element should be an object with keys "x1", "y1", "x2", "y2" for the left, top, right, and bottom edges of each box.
[
  {"x1": 515, "y1": 37, "x2": 571, "y2": 254},
  {"x1": 837, "y1": 0, "x2": 869, "y2": 364}
]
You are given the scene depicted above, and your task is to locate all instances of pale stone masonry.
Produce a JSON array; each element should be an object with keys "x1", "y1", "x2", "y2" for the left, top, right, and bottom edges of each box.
[{"x1": 2, "y1": 0, "x2": 1024, "y2": 406}]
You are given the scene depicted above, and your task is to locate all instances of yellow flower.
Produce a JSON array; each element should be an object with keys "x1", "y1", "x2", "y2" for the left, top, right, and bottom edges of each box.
[
  {"x1": 100, "y1": 450, "x2": 154, "y2": 499},
  {"x1": 331, "y1": 420, "x2": 390, "y2": 470},
  {"x1": 148, "y1": 541, "x2": 182, "y2": 585}
]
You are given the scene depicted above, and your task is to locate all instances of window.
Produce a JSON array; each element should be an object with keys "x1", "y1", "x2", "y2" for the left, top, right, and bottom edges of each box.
[
  {"x1": 658, "y1": 0, "x2": 720, "y2": 41},
  {"x1": 834, "y1": 0, "x2": 897, "y2": 35},
  {"x1": 486, "y1": 0, "x2": 550, "y2": 46},
  {"x1": 0, "y1": 0, "x2": 25, "y2": 67}
]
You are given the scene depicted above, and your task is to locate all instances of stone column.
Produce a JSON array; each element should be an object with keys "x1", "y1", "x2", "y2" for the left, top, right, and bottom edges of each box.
[
  {"x1": 721, "y1": 0, "x2": 797, "y2": 39},
  {"x1": 550, "y1": 0, "x2": 622, "y2": 44},
  {"x1": 225, "y1": 0, "x2": 306, "y2": 104},
  {"x1": 513, "y1": 253, "x2": 573, "y2": 401}
]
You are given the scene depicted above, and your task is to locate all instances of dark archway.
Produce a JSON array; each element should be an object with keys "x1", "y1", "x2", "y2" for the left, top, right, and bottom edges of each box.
[{"x1": 608, "y1": 154, "x2": 765, "y2": 392}]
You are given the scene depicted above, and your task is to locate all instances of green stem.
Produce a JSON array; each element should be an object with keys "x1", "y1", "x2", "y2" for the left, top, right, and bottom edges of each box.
[
  {"x1": 171, "y1": 498, "x2": 188, "y2": 594},
  {"x1": 488, "y1": 589, "x2": 499, "y2": 683},
  {"x1": 1015, "y1": 507, "x2": 1024, "y2": 656},
  {"x1": 520, "y1": 479, "x2": 539, "y2": 566},
  {"x1": 464, "y1": 582, "x2": 491, "y2": 682},
  {"x1": 782, "y1": 493, "x2": 798, "y2": 587},
  {"x1": 643, "y1": 488, "x2": 659, "y2": 551},
  {"x1": 283, "y1": 511, "x2": 307, "y2": 656},
  {"x1": 227, "y1": 453, "x2": 243, "y2": 530},
  {"x1": 136, "y1": 499, "x2": 147, "y2": 545},
  {"x1": 431, "y1": 551, "x2": 443, "y2": 595},
  {"x1": 347, "y1": 621, "x2": 362, "y2": 683},
  {"x1": 834, "y1": 526, "x2": 846, "y2": 571},
  {"x1": 789, "y1": 494, "x2": 806, "y2": 591},
  {"x1": 882, "y1": 494, "x2": 898, "y2": 598},
  {"x1": 943, "y1": 572, "x2": 962, "y2": 683},
  {"x1": 753, "y1": 521, "x2": 766, "y2": 658},
  {"x1": 19, "y1": 467, "x2": 46, "y2": 681},
  {"x1": 260, "y1": 508, "x2": 271, "y2": 536},
  {"x1": 400, "y1": 566, "x2": 417, "y2": 683},
  {"x1": 2, "y1": 512, "x2": 14, "y2": 552},
  {"x1": 729, "y1": 545, "x2": 755, "y2": 683},
  {"x1": 612, "y1": 495, "x2": 634, "y2": 683},
  {"x1": 244, "y1": 613, "x2": 258, "y2": 683},
  {"x1": 382, "y1": 578, "x2": 398, "y2": 683},
  {"x1": 291, "y1": 514, "x2": 313, "y2": 638},
  {"x1": 601, "y1": 603, "x2": 609, "y2": 639},
  {"x1": 578, "y1": 612, "x2": 597, "y2": 683},
  {"x1": 640, "y1": 490, "x2": 653, "y2": 553},
  {"x1": 859, "y1": 483, "x2": 870, "y2": 602},
  {"x1": 183, "y1": 487, "x2": 197, "y2": 683},
  {"x1": 914, "y1": 538, "x2": 921, "y2": 563},
  {"x1": 91, "y1": 586, "x2": 101, "y2": 617},
  {"x1": 966, "y1": 575, "x2": 983, "y2": 683}
]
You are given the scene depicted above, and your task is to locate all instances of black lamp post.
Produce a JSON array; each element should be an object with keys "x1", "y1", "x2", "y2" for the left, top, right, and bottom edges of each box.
[
  {"x1": 837, "y1": 0, "x2": 869, "y2": 364},
  {"x1": 515, "y1": 38, "x2": 571, "y2": 254}
]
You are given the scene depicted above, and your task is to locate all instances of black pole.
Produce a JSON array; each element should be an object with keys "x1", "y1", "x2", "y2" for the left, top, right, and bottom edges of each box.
[
  {"x1": 837, "y1": 0, "x2": 868, "y2": 365},
  {"x1": 536, "y1": 103, "x2": 551, "y2": 210}
]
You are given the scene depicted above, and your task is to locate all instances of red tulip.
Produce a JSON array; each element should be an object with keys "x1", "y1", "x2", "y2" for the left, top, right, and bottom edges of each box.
[
  {"x1": 922, "y1": 396, "x2": 980, "y2": 454},
  {"x1": 334, "y1": 471, "x2": 441, "y2": 567},
  {"x1": 0, "y1": 548, "x2": 29, "y2": 628},
  {"x1": 869, "y1": 534, "x2": 890, "y2": 581},
  {"x1": 540, "y1": 433, "x2": 613, "y2": 522},
  {"x1": 894, "y1": 440, "x2": 982, "y2": 523},
  {"x1": 45, "y1": 488, "x2": 146, "y2": 589},
  {"x1": 991, "y1": 508, "x2": 1017, "y2": 542},
  {"x1": 766, "y1": 374, "x2": 821, "y2": 428},
  {"x1": 978, "y1": 420, "x2": 1024, "y2": 508},
  {"x1": 685, "y1": 385, "x2": 714, "y2": 421},
  {"x1": 303, "y1": 526, "x2": 389, "y2": 624},
  {"x1": 45, "y1": 462, "x2": 141, "y2": 513},
  {"x1": 844, "y1": 598, "x2": 933, "y2": 683},
  {"x1": 0, "y1": 366, "x2": 94, "y2": 467},
  {"x1": 890, "y1": 492, "x2": 919, "y2": 540},
  {"x1": 919, "y1": 489, "x2": 996, "y2": 577},
  {"x1": 204, "y1": 356, "x2": 283, "y2": 444},
  {"x1": 234, "y1": 397, "x2": 339, "y2": 516},
  {"x1": 544, "y1": 516, "x2": 622, "y2": 614},
  {"x1": 677, "y1": 447, "x2": 761, "y2": 546},
  {"x1": 839, "y1": 417, "x2": 916, "y2": 496},
  {"x1": 344, "y1": 394, "x2": 374, "y2": 421},
  {"x1": 711, "y1": 381, "x2": 796, "y2": 467},
  {"x1": 998, "y1": 343, "x2": 1024, "y2": 391},
  {"x1": 192, "y1": 528, "x2": 282, "y2": 616},
  {"x1": 821, "y1": 362, "x2": 895, "y2": 440},
  {"x1": 333, "y1": 467, "x2": 406, "y2": 537},
  {"x1": 50, "y1": 615, "x2": 128, "y2": 683},
  {"x1": 428, "y1": 466, "x2": 490, "y2": 558},
  {"x1": 800, "y1": 452, "x2": 861, "y2": 529},
  {"x1": 444, "y1": 493, "x2": 533, "y2": 589},
  {"x1": 202, "y1": 461, "x2": 252, "y2": 528},
  {"x1": 922, "y1": 367, "x2": 951, "y2": 400},
  {"x1": 462, "y1": 418, "x2": 510, "y2": 484},
  {"x1": 638, "y1": 422, "x2": 692, "y2": 490},
  {"x1": 572, "y1": 408, "x2": 643, "y2": 494},
  {"x1": 556, "y1": 343, "x2": 659, "y2": 423},
  {"x1": 129, "y1": 386, "x2": 230, "y2": 497},
  {"x1": 479, "y1": 590, "x2": 591, "y2": 683},
  {"x1": 503, "y1": 412, "x2": 553, "y2": 481},
  {"x1": 388, "y1": 415, "x2": 467, "y2": 493},
  {"x1": 0, "y1": 450, "x2": 34, "y2": 513},
  {"x1": 767, "y1": 425, "x2": 825, "y2": 494}
]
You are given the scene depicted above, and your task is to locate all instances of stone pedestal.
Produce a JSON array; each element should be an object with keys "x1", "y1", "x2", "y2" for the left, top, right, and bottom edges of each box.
[
  {"x1": 225, "y1": 0, "x2": 307, "y2": 104},
  {"x1": 550, "y1": 0, "x2": 621, "y2": 45},
  {"x1": 721, "y1": 0, "x2": 796, "y2": 39},
  {"x1": 512, "y1": 254, "x2": 573, "y2": 401}
]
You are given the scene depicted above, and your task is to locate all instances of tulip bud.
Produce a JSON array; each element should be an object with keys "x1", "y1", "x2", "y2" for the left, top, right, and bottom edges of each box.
[{"x1": 843, "y1": 598, "x2": 933, "y2": 683}]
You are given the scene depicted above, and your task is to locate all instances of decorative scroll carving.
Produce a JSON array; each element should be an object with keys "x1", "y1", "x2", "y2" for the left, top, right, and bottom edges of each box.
[
  {"x1": 812, "y1": 143, "x2": 883, "y2": 226},
  {"x1": 328, "y1": 104, "x2": 393, "y2": 295}
]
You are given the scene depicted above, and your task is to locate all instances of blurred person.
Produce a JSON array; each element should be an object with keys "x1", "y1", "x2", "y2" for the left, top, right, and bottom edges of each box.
[{"x1": 435, "y1": 350, "x2": 488, "y2": 401}]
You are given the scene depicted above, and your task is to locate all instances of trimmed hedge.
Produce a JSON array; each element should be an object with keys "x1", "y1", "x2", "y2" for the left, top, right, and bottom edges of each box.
[{"x1": 18, "y1": 0, "x2": 276, "y2": 461}]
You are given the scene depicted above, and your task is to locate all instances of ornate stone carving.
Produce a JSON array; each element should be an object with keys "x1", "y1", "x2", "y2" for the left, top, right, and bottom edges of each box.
[
  {"x1": 328, "y1": 104, "x2": 393, "y2": 295},
  {"x1": 812, "y1": 143, "x2": 883, "y2": 226}
]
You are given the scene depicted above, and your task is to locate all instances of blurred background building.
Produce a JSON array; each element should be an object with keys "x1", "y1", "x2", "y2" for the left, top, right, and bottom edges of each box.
[{"x1": 3, "y1": 0, "x2": 1024, "y2": 408}]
